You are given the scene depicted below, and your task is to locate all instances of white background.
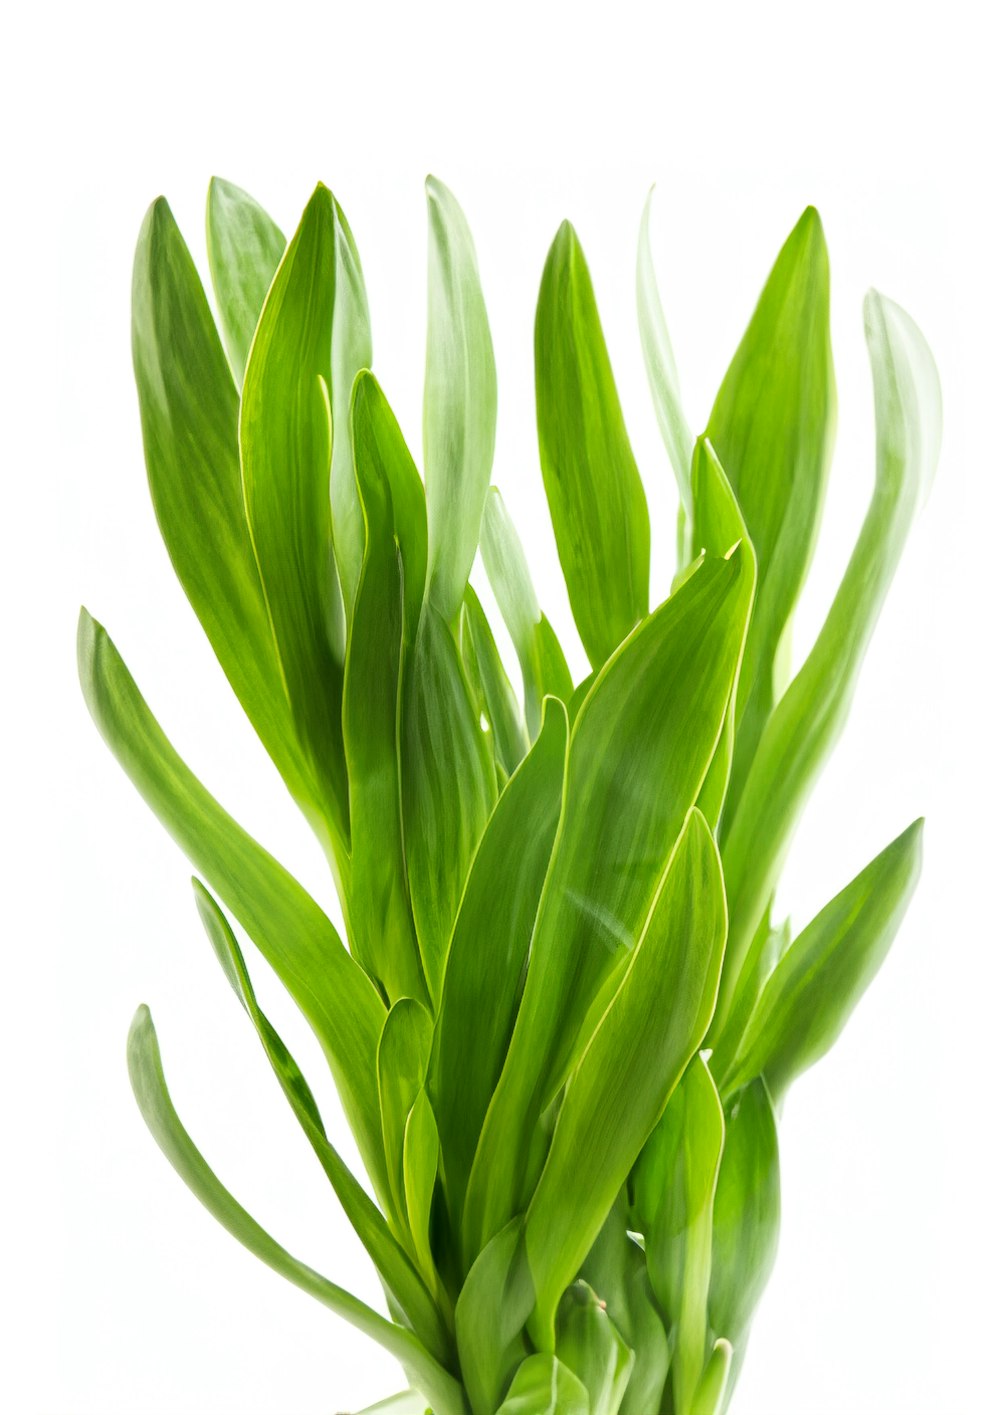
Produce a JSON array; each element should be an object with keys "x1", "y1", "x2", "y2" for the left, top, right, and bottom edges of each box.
[{"x1": 4, "y1": 2, "x2": 997, "y2": 1412}]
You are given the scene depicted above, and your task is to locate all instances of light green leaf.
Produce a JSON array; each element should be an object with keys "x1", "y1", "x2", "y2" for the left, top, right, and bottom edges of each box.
[
  {"x1": 78, "y1": 611, "x2": 387, "y2": 1199},
  {"x1": 555, "y1": 1281, "x2": 634, "y2": 1415},
  {"x1": 403, "y1": 1089, "x2": 441, "y2": 1291},
  {"x1": 708, "y1": 207, "x2": 836, "y2": 830},
  {"x1": 345, "y1": 372, "x2": 428, "y2": 1003},
  {"x1": 633, "y1": 1055, "x2": 724, "y2": 1415},
  {"x1": 535, "y1": 221, "x2": 650, "y2": 668},
  {"x1": 495, "y1": 1354, "x2": 590, "y2": 1415},
  {"x1": 192, "y1": 882, "x2": 450, "y2": 1363},
  {"x1": 401, "y1": 603, "x2": 497, "y2": 1004},
  {"x1": 637, "y1": 186, "x2": 695, "y2": 566},
  {"x1": 722, "y1": 820, "x2": 923, "y2": 1101},
  {"x1": 455, "y1": 1220, "x2": 534, "y2": 1415},
  {"x1": 127, "y1": 1006, "x2": 465, "y2": 1415},
  {"x1": 523, "y1": 810, "x2": 728, "y2": 1348},
  {"x1": 240, "y1": 182, "x2": 349, "y2": 851},
  {"x1": 691, "y1": 1340, "x2": 734, "y2": 1415},
  {"x1": 714, "y1": 291, "x2": 941, "y2": 1036},
  {"x1": 464, "y1": 548, "x2": 752, "y2": 1259},
  {"x1": 708, "y1": 1081, "x2": 780, "y2": 1363},
  {"x1": 378, "y1": 1000, "x2": 434, "y2": 1235},
  {"x1": 479, "y1": 488, "x2": 574, "y2": 739},
  {"x1": 431, "y1": 700, "x2": 567, "y2": 1230},
  {"x1": 130, "y1": 198, "x2": 322, "y2": 844},
  {"x1": 353, "y1": 1394, "x2": 432, "y2": 1415},
  {"x1": 330, "y1": 198, "x2": 373, "y2": 607},
  {"x1": 460, "y1": 586, "x2": 530, "y2": 778},
  {"x1": 424, "y1": 175, "x2": 497, "y2": 624},
  {"x1": 205, "y1": 176, "x2": 286, "y2": 383}
]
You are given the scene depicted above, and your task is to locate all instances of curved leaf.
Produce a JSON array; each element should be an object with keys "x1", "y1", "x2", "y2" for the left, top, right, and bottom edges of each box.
[
  {"x1": 424, "y1": 175, "x2": 497, "y2": 624},
  {"x1": 127, "y1": 1006, "x2": 465, "y2": 1415},
  {"x1": 714, "y1": 291, "x2": 941, "y2": 1035},
  {"x1": 722, "y1": 820, "x2": 923, "y2": 1101},
  {"x1": 330, "y1": 198, "x2": 373, "y2": 606},
  {"x1": 206, "y1": 176, "x2": 285, "y2": 382},
  {"x1": 555, "y1": 1281, "x2": 634, "y2": 1415},
  {"x1": 535, "y1": 220, "x2": 650, "y2": 668},
  {"x1": 240, "y1": 182, "x2": 349, "y2": 850},
  {"x1": 460, "y1": 586, "x2": 530, "y2": 778},
  {"x1": 78, "y1": 611, "x2": 387, "y2": 1196},
  {"x1": 455, "y1": 1220, "x2": 534, "y2": 1415},
  {"x1": 524, "y1": 810, "x2": 728, "y2": 1348},
  {"x1": 464, "y1": 548, "x2": 752, "y2": 1259},
  {"x1": 495, "y1": 1354, "x2": 589, "y2": 1415},
  {"x1": 378, "y1": 999, "x2": 434, "y2": 1234}
]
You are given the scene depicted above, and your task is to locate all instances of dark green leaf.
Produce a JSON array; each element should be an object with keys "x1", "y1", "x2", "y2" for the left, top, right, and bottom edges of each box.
[{"x1": 535, "y1": 221, "x2": 650, "y2": 667}]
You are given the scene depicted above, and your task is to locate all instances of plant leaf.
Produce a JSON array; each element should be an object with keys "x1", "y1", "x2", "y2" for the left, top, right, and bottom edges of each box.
[
  {"x1": 637, "y1": 186, "x2": 695, "y2": 566},
  {"x1": 713, "y1": 290, "x2": 941, "y2": 1036},
  {"x1": 495, "y1": 1354, "x2": 590, "y2": 1415},
  {"x1": 464, "y1": 548, "x2": 752, "y2": 1258},
  {"x1": 431, "y1": 700, "x2": 567, "y2": 1231},
  {"x1": 722, "y1": 820, "x2": 923, "y2": 1101},
  {"x1": 708, "y1": 207, "x2": 836, "y2": 830},
  {"x1": 555, "y1": 1281, "x2": 634, "y2": 1415},
  {"x1": 192, "y1": 881, "x2": 450, "y2": 1363},
  {"x1": 403, "y1": 1089, "x2": 442, "y2": 1292},
  {"x1": 535, "y1": 221, "x2": 650, "y2": 668},
  {"x1": 633, "y1": 1055, "x2": 724, "y2": 1415},
  {"x1": 455, "y1": 1220, "x2": 534, "y2": 1415},
  {"x1": 523, "y1": 810, "x2": 728, "y2": 1348},
  {"x1": 330, "y1": 197, "x2": 374, "y2": 607},
  {"x1": 401, "y1": 603, "x2": 497, "y2": 1004},
  {"x1": 424, "y1": 175, "x2": 497, "y2": 625},
  {"x1": 708, "y1": 1081, "x2": 781, "y2": 1369},
  {"x1": 130, "y1": 198, "x2": 322, "y2": 842},
  {"x1": 345, "y1": 372, "x2": 428, "y2": 1003},
  {"x1": 78, "y1": 611, "x2": 387, "y2": 1197},
  {"x1": 127, "y1": 1006, "x2": 465, "y2": 1415},
  {"x1": 460, "y1": 586, "x2": 530, "y2": 778},
  {"x1": 378, "y1": 1000, "x2": 434, "y2": 1235},
  {"x1": 205, "y1": 176, "x2": 286, "y2": 383},
  {"x1": 240, "y1": 182, "x2": 349, "y2": 852},
  {"x1": 479, "y1": 488, "x2": 574, "y2": 738},
  {"x1": 691, "y1": 1340, "x2": 734, "y2": 1415}
]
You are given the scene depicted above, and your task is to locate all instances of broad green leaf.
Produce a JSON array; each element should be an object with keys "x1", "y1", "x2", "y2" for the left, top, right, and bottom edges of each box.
[
  {"x1": 401, "y1": 603, "x2": 497, "y2": 1004},
  {"x1": 130, "y1": 198, "x2": 323, "y2": 848},
  {"x1": 403, "y1": 1089, "x2": 442, "y2": 1292},
  {"x1": 709, "y1": 207, "x2": 836, "y2": 830},
  {"x1": 708, "y1": 1081, "x2": 780, "y2": 1362},
  {"x1": 240, "y1": 182, "x2": 349, "y2": 851},
  {"x1": 580, "y1": 1200, "x2": 669, "y2": 1415},
  {"x1": 378, "y1": 1000, "x2": 434, "y2": 1234},
  {"x1": 691, "y1": 1340, "x2": 734, "y2": 1415},
  {"x1": 523, "y1": 810, "x2": 728, "y2": 1348},
  {"x1": 455, "y1": 1220, "x2": 534, "y2": 1415},
  {"x1": 192, "y1": 882, "x2": 450, "y2": 1364},
  {"x1": 535, "y1": 221, "x2": 650, "y2": 668},
  {"x1": 127, "y1": 1006, "x2": 465, "y2": 1415},
  {"x1": 205, "y1": 176, "x2": 285, "y2": 382},
  {"x1": 634, "y1": 1055, "x2": 724, "y2": 1415},
  {"x1": 555, "y1": 1282, "x2": 634, "y2": 1415},
  {"x1": 495, "y1": 1355, "x2": 590, "y2": 1415},
  {"x1": 464, "y1": 549, "x2": 752, "y2": 1258},
  {"x1": 637, "y1": 186, "x2": 695, "y2": 566},
  {"x1": 431, "y1": 701, "x2": 567, "y2": 1230},
  {"x1": 424, "y1": 175, "x2": 497, "y2": 624},
  {"x1": 78, "y1": 612, "x2": 387, "y2": 1198},
  {"x1": 709, "y1": 910, "x2": 785, "y2": 1087},
  {"x1": 479, "y1": 488, "x2": 574, "y2": 738},
  {"x1": 714, "y1": 291, "x2": 941, "y2": 1035},
  {"x1": 345, "y1": 372, "x2": 429, "y2": 1003},
  {"x1": 330, "y1": 198, "x2": 373, "y2": 607},
  {"x1": 722, "y1": 820, "x2": 923, "y2": 1101},
  {"x1": 689, "y1": 438, "x2": 756, "y2": 831},
  {"x1": 460, "y1": 587, "x2": 530, "y2": 778}
]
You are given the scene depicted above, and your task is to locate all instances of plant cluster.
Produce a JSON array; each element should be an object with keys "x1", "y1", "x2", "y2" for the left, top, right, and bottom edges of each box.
[{"x1": 79, "y1": 173, "x2": 941, "y2": 1415}]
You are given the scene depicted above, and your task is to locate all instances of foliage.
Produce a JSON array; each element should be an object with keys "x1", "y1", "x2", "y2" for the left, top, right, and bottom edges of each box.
[{"x1": 79, "y1": 174, "x2": 941, "y2": 1413}]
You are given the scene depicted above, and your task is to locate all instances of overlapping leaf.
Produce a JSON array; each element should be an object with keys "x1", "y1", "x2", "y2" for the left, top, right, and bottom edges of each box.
[{"x1": 206, "y1": 176, "x2": 286, "y2": 382}]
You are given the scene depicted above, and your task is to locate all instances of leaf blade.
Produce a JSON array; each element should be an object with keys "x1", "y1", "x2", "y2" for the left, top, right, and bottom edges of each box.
[{"x1": 205, "y1": 176, "x2": 286, "y2": 383}]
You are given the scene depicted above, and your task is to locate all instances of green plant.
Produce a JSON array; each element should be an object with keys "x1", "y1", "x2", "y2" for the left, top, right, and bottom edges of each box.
[{"x1": 78, "y1": 174, "x2": 941, "y2": 1415}]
